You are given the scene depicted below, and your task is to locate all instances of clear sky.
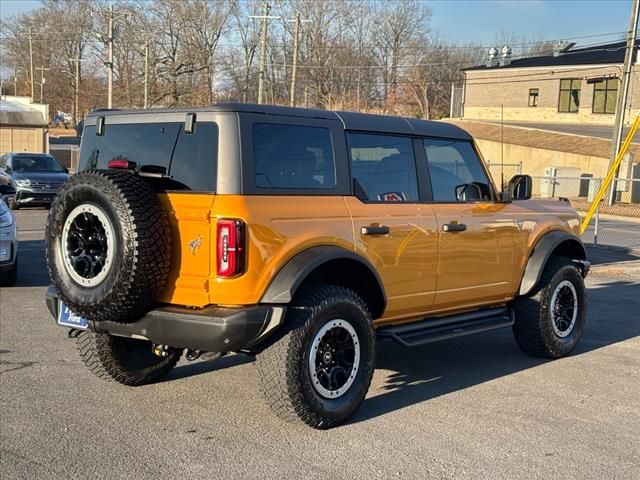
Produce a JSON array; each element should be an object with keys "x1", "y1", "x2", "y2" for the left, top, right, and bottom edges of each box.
[{"x1": 0, "y1": 0, "x2": 635, "y2": 46}]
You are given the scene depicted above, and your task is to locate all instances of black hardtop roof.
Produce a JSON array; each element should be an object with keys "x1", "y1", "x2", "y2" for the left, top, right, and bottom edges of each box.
[
  {"x1": 86, "y1": 103, "x2": 472, "y2": 140},
  {"x1": 464, "y1": 40, "x2": 637, "y2": 72}
]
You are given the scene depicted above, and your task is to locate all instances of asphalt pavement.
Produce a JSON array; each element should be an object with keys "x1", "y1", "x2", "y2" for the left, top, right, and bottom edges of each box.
[{"x1": 1, "y1": 210, "x2": 639, "y2": 480}]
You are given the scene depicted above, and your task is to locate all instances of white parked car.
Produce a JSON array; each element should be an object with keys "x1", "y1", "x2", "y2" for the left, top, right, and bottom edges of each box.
[{"x1": 0, "y1": 197, "x2": 18, "y2": 286}]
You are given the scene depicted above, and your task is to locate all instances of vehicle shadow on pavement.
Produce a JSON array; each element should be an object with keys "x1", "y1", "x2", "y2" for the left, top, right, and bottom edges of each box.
[
  {"x1": 586, "y1": 246, "x2": 639, "y2": 265},
  {"x1": 350, "y1": 279, "x2": 640, "y2": 425},
  {"x1": 167, "y1": 353, "x2": 254, "y2": 381},
  {"x1": 15, "y1": 240, "x2": 50, "y2": 287}
]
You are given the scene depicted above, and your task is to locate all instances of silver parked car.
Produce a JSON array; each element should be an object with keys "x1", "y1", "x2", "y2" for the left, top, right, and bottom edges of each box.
[
  {"x1": 0, "y1": 152, "x2": 69, "y2": 209},
  {"x1": 0, "y1": 197, "x2": 18, "y2": 286}
]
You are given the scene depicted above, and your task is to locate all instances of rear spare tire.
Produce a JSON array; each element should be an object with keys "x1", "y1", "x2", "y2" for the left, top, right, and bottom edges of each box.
[{"x1": 45, "y1": 169, "x2": 170, "y2": 323}]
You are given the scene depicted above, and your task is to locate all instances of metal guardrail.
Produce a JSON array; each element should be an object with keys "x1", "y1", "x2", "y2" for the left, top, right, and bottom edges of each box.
[{"x1": 531, "y1": 175, "x2": 640, "y2": 251}]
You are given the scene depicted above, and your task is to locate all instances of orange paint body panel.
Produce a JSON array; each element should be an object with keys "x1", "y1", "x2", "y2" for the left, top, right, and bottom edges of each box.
[{"x1": 156, "y1": 191, "x2": 582, "y2": 324}]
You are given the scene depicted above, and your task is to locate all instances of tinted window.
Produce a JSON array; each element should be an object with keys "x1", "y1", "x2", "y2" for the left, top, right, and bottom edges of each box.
[
  {"x1": 79, "y1": 123, "x2": 180, "y2": 172},
  {"x1": 12, "y1": 155, "x2": 65, "y2": 172},
  {"x1": 79, "y1": 121, "x2": 218, "y2": 192},
  {"x1": 348, "y1": 133, "x2": 418, "y2": 202},
  {"x1": 253, "y1": 123, "x2": 335, "y2": 189},
  {"x1": 170, "y1": 122, "x2": 217, "y2": 191},
  {"x1": 424, "y1": 139, "x2": 490, "y2": 202}
]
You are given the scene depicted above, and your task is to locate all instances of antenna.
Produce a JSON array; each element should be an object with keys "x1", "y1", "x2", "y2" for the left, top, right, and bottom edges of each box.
[{"x1": 501, "y1": 103, "x2": 505, "y2": 190}]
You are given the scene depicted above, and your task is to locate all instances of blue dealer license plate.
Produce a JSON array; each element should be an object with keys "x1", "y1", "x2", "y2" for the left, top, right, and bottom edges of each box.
[{"x1": 57, "y1": 303, "x2": 88, "y2": 329}]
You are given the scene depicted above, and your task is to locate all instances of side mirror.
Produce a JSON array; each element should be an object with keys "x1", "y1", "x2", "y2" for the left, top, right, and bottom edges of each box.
[
  {"x1": 455, "y1": 182, "x2": 483, "y2": 202},
  {"x1": 63, "y1": 166, "x2": 69, "y2": 174},
  {"x1": 506, "y1": 174, "x2": 532, "y2": 201}
]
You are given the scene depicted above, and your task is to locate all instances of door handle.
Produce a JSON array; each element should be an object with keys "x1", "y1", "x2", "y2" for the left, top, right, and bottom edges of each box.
[
  {"x1": 361, "y1": 225, "x2": 390, "y2": 235},
  {"x1": 442, "y1": 223, "x2": 467, "y2": 233}
]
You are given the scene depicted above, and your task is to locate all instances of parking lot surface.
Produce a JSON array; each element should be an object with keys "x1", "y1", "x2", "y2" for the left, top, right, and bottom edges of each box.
[{"x1": 1, "y1": 210, "x2": 639, "y2": 479}]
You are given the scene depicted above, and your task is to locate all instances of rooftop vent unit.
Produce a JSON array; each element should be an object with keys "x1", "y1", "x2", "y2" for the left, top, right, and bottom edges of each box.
[
  {"x1": 499, "y1": 46, "x2": 512, "y2": 66},
  {"x1": 486, "y1": 47, "x2": 499, "y2": 67},
  {"x1": 553, "y1": 41, "x2": 576, "y2": 57}
]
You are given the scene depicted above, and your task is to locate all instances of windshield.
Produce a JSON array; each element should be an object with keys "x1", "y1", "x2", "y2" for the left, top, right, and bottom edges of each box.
[{"x1": 12, "y1": 155, "x2": 65, "y2": 173}]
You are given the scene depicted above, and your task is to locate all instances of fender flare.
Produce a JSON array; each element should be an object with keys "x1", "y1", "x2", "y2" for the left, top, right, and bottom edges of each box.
[
  {"x1": 260, "y1": 245, "x2": 387, "y2": 308},
  {"x1": 518, "y1": 230, "x2": 587, "y2": 296}
]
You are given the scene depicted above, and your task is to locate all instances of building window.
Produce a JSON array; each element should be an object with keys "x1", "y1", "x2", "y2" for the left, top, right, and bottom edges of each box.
[
  {"x1": 592, "y1": 78, "x2": 619, "y2": 114},
  {"x1": 528, "y1": 88, "x2": 539, "y2": 107},
  {"x1": 558, "y1": 79, "x2": 581, "y2": 113}
]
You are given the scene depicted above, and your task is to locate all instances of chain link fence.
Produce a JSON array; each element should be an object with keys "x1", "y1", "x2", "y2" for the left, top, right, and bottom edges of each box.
[
  {"x1": 485, "y1": 161, "x2": 522, "y2": 190},
  {"x1": 530, "y1": 175, "x2": 640, "y2": 251}
]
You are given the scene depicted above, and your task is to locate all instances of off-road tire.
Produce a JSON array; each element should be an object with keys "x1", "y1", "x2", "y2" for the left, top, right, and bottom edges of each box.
[
  {"x1": 45, "y1": 169, "x2": 170, "y2": 323},
  {"x1": 256, "y1": 285, "x2": 375, "y2": 429},
  {"x1": 76, "y1": 329, "x2": 181, "y2": 386},
  {"x1": 513, "y1": 256, "x2": 586, "y2": 358}
]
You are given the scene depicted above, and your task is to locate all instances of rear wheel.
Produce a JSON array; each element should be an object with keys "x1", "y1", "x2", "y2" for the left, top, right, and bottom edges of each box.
[
  {"x1": 76, "y1": 330, "x2": 181, "y2": 386},
  {"x1": 256, "y1": 285, "x2": 375, "y2": 429},
  {"x1": 513, "y1": 256, "x2": 586, "y2": 358}
]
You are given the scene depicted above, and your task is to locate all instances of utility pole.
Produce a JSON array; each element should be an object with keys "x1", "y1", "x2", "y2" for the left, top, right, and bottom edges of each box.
[
  {"x1": 12, "y1": 68, "x2": 19, "y2": 96},
  {"x1": 20, "y1": 27, "x2": 36, "y2": 101},
  {"x1": 107, "y1": 4, "x2": 114, "y2": 109},
  {"x1": 144, "y1": 42, "x2": 149, "y2": 108},
  {"x1": 69, "y1": 58, "x2": 84, "y2": 127},
  {"x1": 608, "y1": 0, "x2": 639, "y2": 204},
  {"x1": 36, "y1": 66, "x2": 50, "y2": 103},
  {"x1": 250, "y1": 3, "x2": 279, "y2": 104},
  {"x1": 287, "y1": 12, "x2": 311, "y2": 107}
]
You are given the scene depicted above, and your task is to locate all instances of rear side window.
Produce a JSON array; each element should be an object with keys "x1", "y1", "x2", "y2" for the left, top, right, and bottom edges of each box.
[
  {"x1": 347, "y1": 133, "x2": 418, "y2": 202},
  {"x1": 252, "y1": 123, "x2": 336, "y2": 189},
  {"x1": 424, "y1": 139, "x2": 490, "y2": 202},
  {"x1": 79, "y1": 121, "x2": 217, "y2": 191}
]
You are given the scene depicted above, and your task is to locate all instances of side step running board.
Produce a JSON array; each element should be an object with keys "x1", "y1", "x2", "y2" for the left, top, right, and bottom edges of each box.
[{"x1": 377, "y1": 307, "x2": 514, "y2": 348}]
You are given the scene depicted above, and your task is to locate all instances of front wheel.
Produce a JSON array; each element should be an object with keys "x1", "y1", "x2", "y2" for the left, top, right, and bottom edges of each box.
[
  {"x1": 256, "y1": 285, "x2": 375, "y2": 429},
  {"x1": 513, "y1": 256, "x2": 587, "y2": 358},
  {"x1": 76, "y1": 330, "x2": 181, "y2": 386}
]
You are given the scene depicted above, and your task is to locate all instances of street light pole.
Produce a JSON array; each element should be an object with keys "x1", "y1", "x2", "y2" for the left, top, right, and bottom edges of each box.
[
  {"x1": 36, "y1": 66, "x2": 50, "y2": 103},
  {"x1": 607, "y1": 0, "x2": 639, "y2": 204}
]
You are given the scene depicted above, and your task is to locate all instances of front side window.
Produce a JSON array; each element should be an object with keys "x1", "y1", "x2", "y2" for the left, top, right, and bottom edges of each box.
[
  {"x1": 558, "y1": 79, "x2": 581, "y2": 113},
  {"x1": 424, "y1": 139, "x2": 491, "y2": 202},
  {"x1": 528, "y1": 88, "x2": 539, "y2": 107},
  {"x1": 593, "y1": 78, "x2": 618, "y2": 114},
  {"x1": 347, "y1": 133, "x2": 418, "y2": 202},
  {"x1": 253, "y1": 123, "x2": 336, "y2": 189}
]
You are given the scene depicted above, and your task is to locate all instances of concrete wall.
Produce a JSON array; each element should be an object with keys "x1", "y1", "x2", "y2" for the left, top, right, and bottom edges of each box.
[
  {"x1": 463, "y1": 65, "x2": 640, "y2": 125},
  {"x1": 474, "y1": 138, "x2": 612, "y2": 178}
]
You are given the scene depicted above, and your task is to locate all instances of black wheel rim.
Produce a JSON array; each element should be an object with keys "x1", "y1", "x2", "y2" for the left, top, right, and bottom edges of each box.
[
  {"x1": 551, "y1": 280, "x2": 578, "y2": 337},
  {"x1": 66, "y1": 212, "x2": 108, "y2": 279},
  {"x1": 309, "y1": 320, "x2": 360, "y2": 399}
]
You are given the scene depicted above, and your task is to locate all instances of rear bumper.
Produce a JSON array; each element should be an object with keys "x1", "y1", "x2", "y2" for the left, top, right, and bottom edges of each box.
[{"x1": 45, "y1": 286, "x2": 285, "y2": 352}]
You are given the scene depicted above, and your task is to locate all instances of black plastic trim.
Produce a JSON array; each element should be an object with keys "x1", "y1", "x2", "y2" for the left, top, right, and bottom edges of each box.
[
  {"x1": 377, "y1": 307, "x2": 513, "y2": 348},
  {"x1": 260, "y1": 246, "x2": 387, "y2": 309},
  {"x1": 45, "y1": 286, "x2": 282, "y2": 352},
  {"x1": 518, "y1": 231, "x2": 587, "y2": 296}
]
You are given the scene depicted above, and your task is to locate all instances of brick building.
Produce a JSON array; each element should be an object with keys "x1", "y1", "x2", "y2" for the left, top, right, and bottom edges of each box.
[{"x1": 461, "y1": 40, "x2": 640, "y2": 125}]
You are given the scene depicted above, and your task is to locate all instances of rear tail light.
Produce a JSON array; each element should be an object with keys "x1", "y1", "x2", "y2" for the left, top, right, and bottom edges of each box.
[
  {"x1": 216, "y1": 219, "x2": 245, "y2": 278},
  {"x1": 108, "y1": 159, "x2": 137, "y2": 170}
]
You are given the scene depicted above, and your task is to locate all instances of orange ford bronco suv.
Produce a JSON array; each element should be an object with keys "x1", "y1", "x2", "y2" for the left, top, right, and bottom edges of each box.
[{"x1": 45, "y1": 104, "x2": 589, "y2": 429}]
